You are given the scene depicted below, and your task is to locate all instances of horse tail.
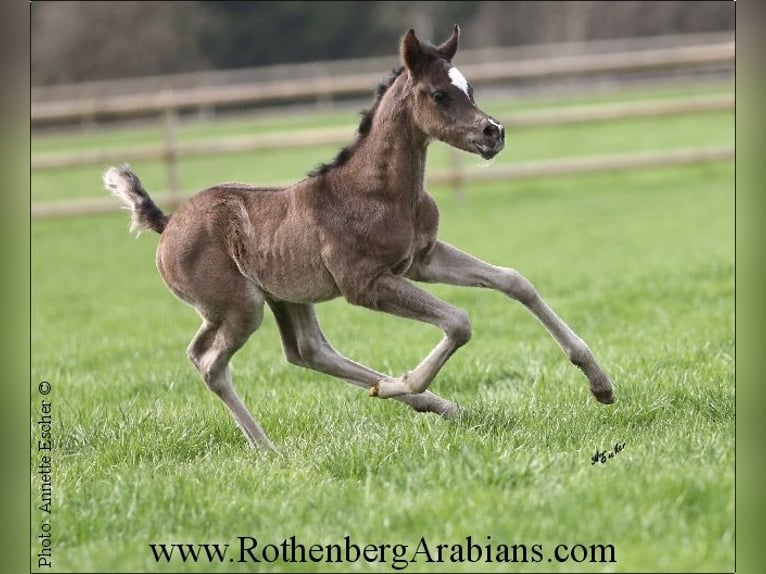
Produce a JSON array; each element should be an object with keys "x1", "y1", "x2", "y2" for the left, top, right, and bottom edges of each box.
[{"x1": 102, "y1": 164, "x2": 169, "y2": 235}]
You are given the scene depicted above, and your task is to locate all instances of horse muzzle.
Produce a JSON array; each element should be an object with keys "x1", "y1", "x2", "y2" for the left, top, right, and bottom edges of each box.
[{"x1": 473, "y1": 117, "x2": 505, "y2": 159}]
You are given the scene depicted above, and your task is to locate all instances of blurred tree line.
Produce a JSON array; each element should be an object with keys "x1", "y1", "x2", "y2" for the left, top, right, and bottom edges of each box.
[{"x1": 31, "y1": 0, "x2": 734, "y2": 86}]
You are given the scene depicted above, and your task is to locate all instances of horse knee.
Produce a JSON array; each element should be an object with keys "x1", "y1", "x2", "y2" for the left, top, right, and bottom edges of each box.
[
  {"x1": 502, "y1": 269, "x2": 538, "y2": 304},
  {"x1": 446, "y1": 309, "x2": 472, "y2": 347}
]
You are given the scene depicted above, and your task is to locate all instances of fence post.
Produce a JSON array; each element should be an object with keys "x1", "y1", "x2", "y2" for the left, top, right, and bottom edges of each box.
[{"x1": 163, "y1": 106, "x2": 180, "y2": 208}]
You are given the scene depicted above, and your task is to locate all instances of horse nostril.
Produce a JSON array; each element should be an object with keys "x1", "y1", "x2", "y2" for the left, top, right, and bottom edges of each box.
[
  {"x1": 483, "y1": 123, "x2": 498, "y2": 139},
  {"x1": 483, "y1": 119, "x2": 504, "y2": 143}
]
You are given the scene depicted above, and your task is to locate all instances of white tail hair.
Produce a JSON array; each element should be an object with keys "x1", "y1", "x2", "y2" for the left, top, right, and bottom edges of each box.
[{"x1": 102, "y1": 165, "x2": 167, "y2": 235}]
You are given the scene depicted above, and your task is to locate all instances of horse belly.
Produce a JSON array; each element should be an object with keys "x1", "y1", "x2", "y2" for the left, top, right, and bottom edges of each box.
[
  {"x1": 238, "y1": 223, "x2": 340, "y2": 304},
  {"x1": 254, "y1": 251, "x2": 340, "y2": 303}
]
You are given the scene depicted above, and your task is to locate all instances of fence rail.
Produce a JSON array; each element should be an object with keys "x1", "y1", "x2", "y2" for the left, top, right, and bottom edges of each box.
[
  {"x1": 30, "y1": 145, "x2": 734, "y2": 219},
  {"x1": 31, "y1": 38, "x2": 735, "y2": 220},
  {"x1": 32, "y1": 31, "x2": 734, "y2": 104},
  {"x1": 31, "y1": 93, "x2": 734, "y2": 171},
  {"x1": 31, "y1": 41, "x2": 734, "y2": 124}
]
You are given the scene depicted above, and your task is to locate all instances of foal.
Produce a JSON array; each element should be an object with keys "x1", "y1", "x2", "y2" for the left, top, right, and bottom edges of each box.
[{"x1": 104, "y1": 26, "x2": 614, "y2": 451}]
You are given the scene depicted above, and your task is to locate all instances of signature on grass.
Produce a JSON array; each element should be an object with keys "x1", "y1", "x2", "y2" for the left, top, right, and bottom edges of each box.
[{"x1": 591, "y1": 442, "x2": 626, "y2": 464}]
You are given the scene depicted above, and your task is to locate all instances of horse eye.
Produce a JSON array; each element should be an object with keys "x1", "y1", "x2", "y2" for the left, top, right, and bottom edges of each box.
[{"x1": 431, "y1": 91, "x2": 449, "y2": 104}]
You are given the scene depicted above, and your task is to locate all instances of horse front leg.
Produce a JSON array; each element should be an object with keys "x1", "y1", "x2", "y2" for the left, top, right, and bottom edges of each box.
[{"x1": 407, "y1": 241, "x2": 615, "y2": 404}]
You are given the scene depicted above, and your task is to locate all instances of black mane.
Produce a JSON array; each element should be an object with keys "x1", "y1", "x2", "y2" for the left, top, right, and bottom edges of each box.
[{"x1": 308, "y1": 66, "x2": 405, "y2": 178}]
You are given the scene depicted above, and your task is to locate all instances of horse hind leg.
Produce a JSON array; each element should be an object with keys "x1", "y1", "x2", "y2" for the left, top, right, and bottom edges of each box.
[{"x1": 186, "y1": 287, "x2": 276, "y2": 451}]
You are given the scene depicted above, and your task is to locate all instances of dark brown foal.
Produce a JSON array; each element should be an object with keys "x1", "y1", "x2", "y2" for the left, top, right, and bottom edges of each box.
[{"x1": 104, "y1": 25, "x2": 614, "y2": 450}]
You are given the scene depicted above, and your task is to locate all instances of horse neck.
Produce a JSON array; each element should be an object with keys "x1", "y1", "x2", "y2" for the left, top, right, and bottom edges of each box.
[{"x1": 343, "y1": 75, "x2": 429, "y2": 201}]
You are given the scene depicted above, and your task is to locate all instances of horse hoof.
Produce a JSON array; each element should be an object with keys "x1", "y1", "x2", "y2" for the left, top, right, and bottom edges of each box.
[
  {"x1": 441, "y1": 403, "x2": 465, "y2": 420},
  {"x1": 369, "y1": 384, "x2": 379, "y2": 397},
  {"x1": 593, "y1": 388, "x2": 615, "y2": 404}
]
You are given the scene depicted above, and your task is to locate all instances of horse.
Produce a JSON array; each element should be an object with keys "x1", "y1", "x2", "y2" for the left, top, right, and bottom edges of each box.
[{"x1": 103, "y1": 25, "x2": 615, "y2": 451}]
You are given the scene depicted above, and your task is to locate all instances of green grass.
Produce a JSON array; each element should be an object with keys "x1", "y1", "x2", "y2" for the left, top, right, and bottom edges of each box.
[{"x1": 31, "y1": 87, "x2": 733, "y2": 572}]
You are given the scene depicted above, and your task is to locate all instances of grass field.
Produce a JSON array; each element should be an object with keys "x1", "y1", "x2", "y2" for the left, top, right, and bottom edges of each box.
[{"x1": 31, "y1": 83, "x2": 734, "y2": 572}]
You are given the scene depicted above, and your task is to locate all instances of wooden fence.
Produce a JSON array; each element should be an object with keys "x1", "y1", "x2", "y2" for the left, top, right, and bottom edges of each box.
[
  {"x1": 32, "y1": 31, "x2": 734, "y2": 104},
  {"x1": 31, "y1": 39, "x2": 735, "y2": 219},
  {"x1": 31, "y1": 40, "x2": 734, "y2": 124}
]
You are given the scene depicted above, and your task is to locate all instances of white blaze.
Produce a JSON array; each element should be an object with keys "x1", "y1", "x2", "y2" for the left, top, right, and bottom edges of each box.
[{"x1": 448, "y1": 67, "x2": 470, "y2": 98}]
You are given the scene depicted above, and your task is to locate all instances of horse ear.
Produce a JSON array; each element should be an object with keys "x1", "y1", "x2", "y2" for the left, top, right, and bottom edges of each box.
[
  {"x1": 437, "y1": 24, "x2": 460, "y2": 61},
  {"x1": 401, "y1": 29, "x2": 426, "y2": 76}
]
